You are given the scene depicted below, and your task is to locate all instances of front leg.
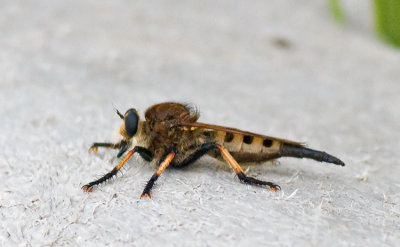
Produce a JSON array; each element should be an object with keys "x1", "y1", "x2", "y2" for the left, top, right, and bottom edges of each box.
[
  {"x1": 89, "y1": 140, "x2": 129, "y2": 158},
  {"x1": 140, "y1": 149, "x2": 177, "y2": 199},
  {"x1": 82, "y1": 146, "x2": 153, "y2": 192}
]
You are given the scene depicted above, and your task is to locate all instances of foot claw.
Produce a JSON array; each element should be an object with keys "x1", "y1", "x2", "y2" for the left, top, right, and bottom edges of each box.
[
  {"x1": 88, "y1": 146, "x2": 98, "y2": 154},
  {"x1": 140, "y1": 193, "x2": 151, "y2": 199},
  {"x1": 82, "y1": 185, "x2": 93, "y2": 192},
  {"x1": 269, "y1": 184, "x2": 281, "y2": 192}
]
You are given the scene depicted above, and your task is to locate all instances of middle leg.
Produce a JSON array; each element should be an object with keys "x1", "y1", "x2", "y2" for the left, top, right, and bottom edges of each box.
[
  {"x1": 140, "y1": 149, "x2": 177, "y2": 198},
  {"x1": 174, "y1": 142, "x2": 219, "y2": 167}
]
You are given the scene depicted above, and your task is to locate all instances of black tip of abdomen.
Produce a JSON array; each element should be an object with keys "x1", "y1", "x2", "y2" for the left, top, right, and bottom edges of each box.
[
  {"x1": 326, "y1": 154, "x2": 345, "y2": 166},
  {"x1": 281, "y1": 144, "x2": 345, "y2": 166}
]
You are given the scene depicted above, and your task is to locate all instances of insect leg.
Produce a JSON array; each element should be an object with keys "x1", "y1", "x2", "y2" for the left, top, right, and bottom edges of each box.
[
  {"x1": 89, "y1": 140, "x2": 128, "y2": 157},
  {"x1": 135, "y1": 146, "x2": 153, "y2": 162},
  {"x1": 140, "y1": 149, "x2": 176, "y2": 199},
  {"x1": 82, "y1": 146, "x2": 152, "y2": 192},
  {"x1": 217, "y1": 144, "x2": 280, "y2": 191},
  {"x1": 280, "y1": 144, "x2": 345, "y2": 166},
  {"x1": 175, "y1": 142, "x2": 218, "y2": 167}
]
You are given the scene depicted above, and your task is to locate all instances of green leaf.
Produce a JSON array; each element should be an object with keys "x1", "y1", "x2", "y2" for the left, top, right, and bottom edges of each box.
[
  {"x1": 328, "y1": 0, "x2": 345, "y2": 23},
  {"x1": 375, "y1": 0, "x2": 400, "y2": 47}
]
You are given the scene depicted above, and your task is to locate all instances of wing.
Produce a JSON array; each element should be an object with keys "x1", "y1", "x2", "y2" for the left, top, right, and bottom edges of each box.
[{"x1": 178, "y1": 121, "x2": 306, "y2": 147}]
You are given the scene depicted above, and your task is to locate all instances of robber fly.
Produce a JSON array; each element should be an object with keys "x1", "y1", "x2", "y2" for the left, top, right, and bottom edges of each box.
[{"x1": 82, "y1": 102, "x2": 345, "y2": 198}]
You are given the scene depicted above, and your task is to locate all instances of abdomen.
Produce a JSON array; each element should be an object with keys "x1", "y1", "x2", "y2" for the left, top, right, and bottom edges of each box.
[{"x1": 204, "y1": 130, "x2": 283, "y2": 164}]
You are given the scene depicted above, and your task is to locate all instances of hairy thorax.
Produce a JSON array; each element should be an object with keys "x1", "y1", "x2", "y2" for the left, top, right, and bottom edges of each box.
[
  {"x1": 142, "y1": 102, "x2": 201, "y2": 163},
  {"x1": 142, "y1": 121, "x2": 204, "y2": 163}
]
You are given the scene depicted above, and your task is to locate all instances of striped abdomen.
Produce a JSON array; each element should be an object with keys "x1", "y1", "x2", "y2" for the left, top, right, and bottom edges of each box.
[
  {"x1": 202, "y1": 130, "x2": 345, "y2": 166},
  {"x1": 203, "y1": 130, "x2": 283, "y2": 163}
]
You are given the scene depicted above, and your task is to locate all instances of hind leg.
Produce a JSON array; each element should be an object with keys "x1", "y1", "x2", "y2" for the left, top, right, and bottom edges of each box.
[
  {"x1": 216, "y1": 144, "x2": 280, "y2": 191},
  {"x1": 176, "y1": 142, "x2": 280, "y2": 191}
]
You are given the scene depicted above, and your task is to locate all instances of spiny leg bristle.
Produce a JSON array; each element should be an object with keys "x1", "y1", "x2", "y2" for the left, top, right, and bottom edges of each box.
[{"x1": 237, "y1": 172, "x2": 281, "y2": 191}]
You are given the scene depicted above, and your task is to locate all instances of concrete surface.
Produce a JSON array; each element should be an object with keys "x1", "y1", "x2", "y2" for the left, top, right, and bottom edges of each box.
[{"x1": 0, "y1": 0, "x2": 399, "y2": 246}]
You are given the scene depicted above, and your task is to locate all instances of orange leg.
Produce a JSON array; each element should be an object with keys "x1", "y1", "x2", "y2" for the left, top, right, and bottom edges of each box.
[
  {"x1": 82, "y1": 148, "x2": 135, "y2": 192},
  {"x1": 140, "y1": 150, "x2": 176, "y2": 199},
  {"x1": 217, "y1": 144, "x2": 280, "y2": 191}
]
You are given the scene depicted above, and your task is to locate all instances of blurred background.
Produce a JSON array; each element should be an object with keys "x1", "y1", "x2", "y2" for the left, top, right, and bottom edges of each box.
[{"x1": 0, "y1": 0, "x2": 399, "y2": 246}]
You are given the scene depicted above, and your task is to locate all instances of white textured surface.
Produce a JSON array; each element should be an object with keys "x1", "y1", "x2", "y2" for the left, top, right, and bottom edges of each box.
[{"x1": 1, "y1": 1, "x2": 399, "y2": 246}]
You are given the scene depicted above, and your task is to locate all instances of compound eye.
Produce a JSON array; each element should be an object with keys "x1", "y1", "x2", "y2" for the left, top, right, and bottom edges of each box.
[{"x1": 124, "y1": 108, "x2": 139, "y2": 136}]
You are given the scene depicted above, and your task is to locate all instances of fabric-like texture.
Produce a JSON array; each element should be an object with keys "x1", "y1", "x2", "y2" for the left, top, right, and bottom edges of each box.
[{"x1": 0, "y1": 1, "x2": 399, "y2": 246}]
